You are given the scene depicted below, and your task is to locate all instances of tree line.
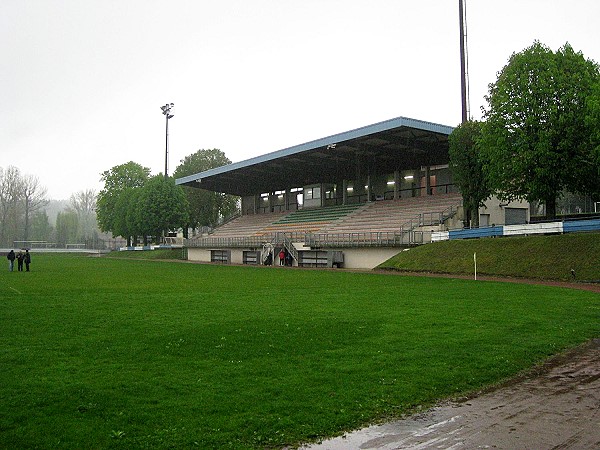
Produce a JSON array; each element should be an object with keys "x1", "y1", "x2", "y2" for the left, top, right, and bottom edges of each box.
[
  {"x1": 96, "y1": 149, "x2": 238, "y2": 246},
  {"x1": 0, "y1": 166, "x2": 48, "y2": 247},
  {"x1": 2, "y1": 149, "x2": 239, "y2": 249},
  {"x1": 0, "y1": 166, "x2": 100, "y2": 248},
  {"x1": 449, "y1": 42, "x2": 600, "y2": 226}
]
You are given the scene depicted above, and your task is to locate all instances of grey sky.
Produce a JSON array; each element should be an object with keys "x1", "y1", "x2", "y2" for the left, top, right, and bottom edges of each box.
[{"x1": 2, "y1": 0, "x2": 599, "y2": 199}]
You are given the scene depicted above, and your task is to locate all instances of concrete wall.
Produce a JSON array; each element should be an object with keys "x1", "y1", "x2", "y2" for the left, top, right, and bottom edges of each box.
[
  {"x1": 187, "y1": 248, "x2": 257, "y2": 265},
  {"x1": 341, "y1": 248, "x2": 401, "y2": 269},
  {"x1": 231, "y1": 249, "x2": 243, "y2": 265},
  {"x1": 187, "y1": 246, "x2": 401, "y2": 269},
  {"x1": 479, "y1": 196, "x2": 529, "y2": 226},
  {"x1": 187, "y1": 248, "x2": 212, "y2": 263}
]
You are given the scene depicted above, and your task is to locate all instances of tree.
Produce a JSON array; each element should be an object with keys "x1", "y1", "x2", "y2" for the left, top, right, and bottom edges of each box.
[
  {"x1": 585, "y1": 80, "x2": 600, "y2": 196},
  {"x1": 0, "y1": 166, "x2": 51, "y2": 247},
  {"x1": 55, "y1": 210, "x2": 79, "y2": 247},
  {"x1": 96, "y1": 162, "x2": 150, "y2": 244},
  {"x1": 136, "y1": 175, "x2": 189, "y2": 244},
  {"x1": 173, "y1": 149, "x2": 239, "y2": 236},
  {"x1": 480, "y1": 42, "x2": 600, "y2": 218},
  {"x1": 448, "y1": 120, "x2": 490, "y2": 227},
  {"x1": 0, "y1": 166, "x2": 23, "y2": 246},
  {"x1": 29, "y1": 211, "x2": 53, "y2": 242},
  {"x1": 70, "y1": 189, "x2": 98, "y2": 243},
  {"x1": 21, "y1": 174, "x2": 49, "y2": 242},
  {"x1": 113, "y1": 187, "x2": 141, "y2": 246}
]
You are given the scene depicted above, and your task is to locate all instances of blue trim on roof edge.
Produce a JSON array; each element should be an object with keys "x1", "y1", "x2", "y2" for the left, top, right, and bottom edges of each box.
[{"x1": 176, "y1": 116, "x2": 454, "y2": 186}]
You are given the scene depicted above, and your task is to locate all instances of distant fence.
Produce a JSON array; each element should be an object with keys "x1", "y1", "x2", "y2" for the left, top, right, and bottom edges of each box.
[
  {"x1": 1, "y1": 247, "x2": 108, "y2": 255},
  {"x1": 432, "y1": 218, "x2": 600, "y2": 242},
  {"x1": 13, "y1": 241, "x2": 58, "y2": 249}
]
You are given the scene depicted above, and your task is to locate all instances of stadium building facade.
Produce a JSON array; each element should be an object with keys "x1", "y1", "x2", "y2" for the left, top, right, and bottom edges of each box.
[{"x1": 176, "y1": 116, "x2": 528, "y2": 269}]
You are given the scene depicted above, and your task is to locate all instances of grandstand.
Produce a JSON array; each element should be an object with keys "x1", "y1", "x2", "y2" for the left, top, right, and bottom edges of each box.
[{"x1": 176, "y1": 116, "x2": 527, "y2": 269}]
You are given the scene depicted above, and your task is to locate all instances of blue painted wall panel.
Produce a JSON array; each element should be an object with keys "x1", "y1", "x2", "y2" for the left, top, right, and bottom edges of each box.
[
  {"x1": 449, "y1": 226, "x2": 504, "y2": 240},
  {"x1": 563, "y1": 219, "x2": 600, "y2": 233}
]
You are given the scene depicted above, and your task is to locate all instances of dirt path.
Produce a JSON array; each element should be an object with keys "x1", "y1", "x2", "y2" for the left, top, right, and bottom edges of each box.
[{"x1": 302, "y1": 339, "x2": 600, "y2": 449}]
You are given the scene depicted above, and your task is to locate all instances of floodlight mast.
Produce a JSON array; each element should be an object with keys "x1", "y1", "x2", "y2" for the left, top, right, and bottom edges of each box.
[
  {"x1": 459, "y1": 0, "x2": 469, "y2": 123},
  {"x1": 161, "y1": 103, "x2": 174, "y2": 178}
]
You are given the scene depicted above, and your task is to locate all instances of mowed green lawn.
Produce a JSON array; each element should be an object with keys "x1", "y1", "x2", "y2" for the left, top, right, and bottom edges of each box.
[{"x1": 1, "y1": 254, "x2": 599, "y2": 449}]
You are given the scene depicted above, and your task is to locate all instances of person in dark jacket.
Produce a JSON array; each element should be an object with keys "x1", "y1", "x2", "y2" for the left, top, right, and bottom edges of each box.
[
  {"x1": 16, "y1": 251, "x2": 24, "y2": 271},
  {"x1": 24, "y1": 250, "x2": 31, "y2": 272},
  {"x1": 7, "y1": 250, "x2": 15, "y2": 272}
]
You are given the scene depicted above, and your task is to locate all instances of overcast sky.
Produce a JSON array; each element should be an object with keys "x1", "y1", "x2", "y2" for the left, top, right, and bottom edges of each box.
[{"x1": 2, "y1": 0, "x2": 599, "y2": 200}]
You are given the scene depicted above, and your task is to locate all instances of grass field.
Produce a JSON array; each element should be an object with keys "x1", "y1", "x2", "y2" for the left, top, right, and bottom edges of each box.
[{"x1": 1, "y1": 254, "x2": 599, "y2": 448}]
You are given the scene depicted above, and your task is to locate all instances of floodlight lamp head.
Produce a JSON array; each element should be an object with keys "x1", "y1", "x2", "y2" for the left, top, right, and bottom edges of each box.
[
  {"x1": 168, "y1": 114, "x2": 174, "y2": 119},
  {"x1": 160, "y1": 103, "x2": 174, "y2": 116}
]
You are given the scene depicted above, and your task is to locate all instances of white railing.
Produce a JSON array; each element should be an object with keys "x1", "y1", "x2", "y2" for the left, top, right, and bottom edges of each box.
[
  {"x1": 186, "y1": 227, "x2": 429, "y2": 249},
  {"x1": 305, "y1": 231, "x2": 423, "y2": 247}
]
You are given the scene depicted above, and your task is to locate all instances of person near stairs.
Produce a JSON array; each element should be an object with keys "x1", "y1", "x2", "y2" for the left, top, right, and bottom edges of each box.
[{"x1": 278, "y1": 249, "x2": 286, "y2": 266}]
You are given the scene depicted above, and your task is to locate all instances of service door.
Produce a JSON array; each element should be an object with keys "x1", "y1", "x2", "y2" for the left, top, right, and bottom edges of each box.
[{"x1": 505, "y1": 207, "x2": 527, "y2": 225}]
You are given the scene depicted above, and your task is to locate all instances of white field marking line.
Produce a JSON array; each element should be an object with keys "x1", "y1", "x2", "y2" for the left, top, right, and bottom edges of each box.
[{"x1": 9, "y1": 286, "x2": 22, "y2": 294}]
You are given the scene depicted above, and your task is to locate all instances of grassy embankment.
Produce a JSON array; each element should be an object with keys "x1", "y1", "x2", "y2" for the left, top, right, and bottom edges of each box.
[
  {"x1": 379, "y1": 232, "x2": 600, "y2": 282},
  {"x1": 0, "y1": 252, "x2": 598, "y2": 448}
]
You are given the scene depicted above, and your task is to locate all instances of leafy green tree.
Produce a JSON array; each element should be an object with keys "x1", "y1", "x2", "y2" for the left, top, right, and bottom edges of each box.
[
  {"x1": 448, "y1": 120, "x2": 490, "y2": 227},
  {"x1": 97, "y1": 162, "x2": 150, "y2": 245},
  {"x1": 111, "y1": 187, "x2": 141, "y2": 246},
  {"x1": 173, "y1": 149, "x2": 239, "y2": 236},
  {"x1": 480, "y1": 42, "x2": 600, "y2": 218},
  {"x1": 136, "y1": 176, "x2": 189, "y2": 244},
  {"x1": 585, "y1": 80, "x2": 600, "y2": 196}
]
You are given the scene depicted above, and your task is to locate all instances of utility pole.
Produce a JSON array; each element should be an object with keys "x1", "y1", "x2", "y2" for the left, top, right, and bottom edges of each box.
[
  {"x1": 459, "y1": 0, "x2": 468, "y2": 123},
  {"x1": 160, "y1": 103, "x2": 174, "y2": 178}
]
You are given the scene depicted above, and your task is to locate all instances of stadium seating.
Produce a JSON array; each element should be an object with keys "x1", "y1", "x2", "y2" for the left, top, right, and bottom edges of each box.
[
  {"x1": 205, "y1": 193, "x2": 462, "y2": 239},
  {"x1": 260, "y1": 204, "x2": 363, "y2": 235},
  {"x1": 206, "y1": 212, "x2": 287, "y2": 238},
  {"x1": 319, "y1": 193, "x2": 462, "y2": 234}
]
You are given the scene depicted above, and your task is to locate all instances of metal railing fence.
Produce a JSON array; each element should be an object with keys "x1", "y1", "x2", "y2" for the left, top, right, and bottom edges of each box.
[{"x1": 186, "y1": 230, "x2": 424, "y2": 249}]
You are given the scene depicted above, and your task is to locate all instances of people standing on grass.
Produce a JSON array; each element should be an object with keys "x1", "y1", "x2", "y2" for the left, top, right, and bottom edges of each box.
[
  {"x1": 24, "y1": 249, "x2": 31, "y2": 272},
  {"x1": 6, "y1": 249, "x2": 31, "y2": 272},
  {"x1": 6, "y1": 250, "x2": 15, "y2": 272},
  {"x1": 16, "y1": 250, "x2": 24, "y2": 272}
]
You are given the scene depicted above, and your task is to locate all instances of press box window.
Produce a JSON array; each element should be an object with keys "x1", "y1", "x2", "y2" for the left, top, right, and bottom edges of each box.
[{"x1": 304, "y1": 187, "x2": 321, "y2": 200}]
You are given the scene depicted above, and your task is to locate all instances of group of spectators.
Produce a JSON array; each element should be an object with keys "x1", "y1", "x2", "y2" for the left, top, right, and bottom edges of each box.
[
  {"x1": 6, "y1": 249, "x2": 31, "y2": 272},
  {"x1": 263, "y1": 248, "x2": 293, "y2": 266}
]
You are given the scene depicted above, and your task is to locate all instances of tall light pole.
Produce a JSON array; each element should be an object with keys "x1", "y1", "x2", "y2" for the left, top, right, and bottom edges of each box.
[
  {"x1": 160, "y1": 103, "x2": 174, "y2": 178},
  {"x1": 459, "y1": 0, "x2": 469, "y2": 123}
]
